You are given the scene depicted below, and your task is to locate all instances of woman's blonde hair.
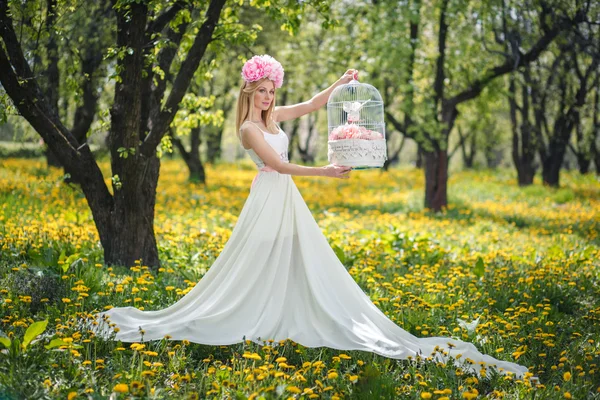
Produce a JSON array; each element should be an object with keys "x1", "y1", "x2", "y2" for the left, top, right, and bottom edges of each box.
[{"x1": 235, "y1": 78, "x2": 277, "y2": 142}]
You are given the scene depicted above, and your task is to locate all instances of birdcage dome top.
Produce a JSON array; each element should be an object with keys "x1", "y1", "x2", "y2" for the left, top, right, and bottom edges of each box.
[{"x1": 328, "y1": 79, "x2": 383, "y2": 105}]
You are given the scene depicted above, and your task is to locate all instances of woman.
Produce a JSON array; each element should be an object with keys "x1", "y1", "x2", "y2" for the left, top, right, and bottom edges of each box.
[
  {"x1": 89, "y1": 54, "x2": 529, "y2": 380},
  {"x1": 235, "y1": 54, "x2": 353, "y2": 182}
]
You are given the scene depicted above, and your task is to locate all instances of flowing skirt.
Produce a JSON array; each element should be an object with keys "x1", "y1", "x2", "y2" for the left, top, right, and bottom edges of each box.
[{"x1": 87, "y1": 170, "x2": 529, "y2": 379}]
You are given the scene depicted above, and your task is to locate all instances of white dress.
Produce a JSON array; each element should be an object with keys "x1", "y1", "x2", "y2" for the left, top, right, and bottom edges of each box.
[{"x1": 87, "y1": 125, "x2": 529, "y2": 379}]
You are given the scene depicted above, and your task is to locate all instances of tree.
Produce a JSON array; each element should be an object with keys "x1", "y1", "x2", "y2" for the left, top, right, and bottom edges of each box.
[
  {"x1": 0, "y1": 0, "x2": 226, "y2": 268},
  {"x1": 529, "y1": 28, "x2": 600, "y2": 186},
  {"x1": 508, "y1": 66, "x2": 538, "y2": 185},
  {"x1": 569, "y1": 82, "x2": 598, "y2": 174},
  {"x1": 419, "y1": 0, "x2": 586, "y2": 209},
  {"x1": 338, "y1": 0, "x2": 585, "y2": 210},
  {"x1": 0, "y1": 0, "x2": 330, "y2": 269}
]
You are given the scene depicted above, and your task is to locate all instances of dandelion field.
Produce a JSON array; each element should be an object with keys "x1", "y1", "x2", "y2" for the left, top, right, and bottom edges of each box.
[{"x1": 0, "y1": 158, "x2": 599, "y2": 400}]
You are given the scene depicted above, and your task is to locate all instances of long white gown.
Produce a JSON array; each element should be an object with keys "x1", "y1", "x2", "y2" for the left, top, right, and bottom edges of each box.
[{"x1": 87, "y1": 125, "x2": 529, "y2": 379}]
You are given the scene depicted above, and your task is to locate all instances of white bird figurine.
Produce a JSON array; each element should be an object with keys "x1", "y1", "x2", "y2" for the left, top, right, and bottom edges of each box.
[
  {"x1": 457, "y1": 317, "x2": 480, "y2": 334},
  {"x1": 343, "y1": 100, "x2": 370, "y2": 123}
]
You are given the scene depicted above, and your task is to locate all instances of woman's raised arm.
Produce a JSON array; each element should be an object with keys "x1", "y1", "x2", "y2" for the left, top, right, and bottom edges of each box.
[{"x1": 273, "y1": 69, "x2": 358, "y2": 122}]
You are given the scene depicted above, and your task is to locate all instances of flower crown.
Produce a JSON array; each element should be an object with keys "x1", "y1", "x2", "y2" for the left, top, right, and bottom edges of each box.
[{"x1": 241, "y1": 55, "x2": 284, "y2": 89}]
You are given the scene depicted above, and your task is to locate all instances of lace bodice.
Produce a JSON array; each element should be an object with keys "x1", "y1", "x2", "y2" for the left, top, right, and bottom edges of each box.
[{"x1": 243, "y1": 124, "x2": 289, "y2": 169}]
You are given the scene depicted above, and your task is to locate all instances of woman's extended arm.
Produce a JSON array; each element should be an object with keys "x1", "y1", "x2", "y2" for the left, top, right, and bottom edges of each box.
[
  {"x1": 273, "y1": 69, "x2": 358, "y2": 122},
  {"x1": 241, "y1": 123, "x2": 351, "y2": 178}
]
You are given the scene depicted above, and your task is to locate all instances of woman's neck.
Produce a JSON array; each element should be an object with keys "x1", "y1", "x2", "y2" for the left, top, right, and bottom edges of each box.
[{"x1": 251, "y1": 108, "x2": 265, "y2": 124}]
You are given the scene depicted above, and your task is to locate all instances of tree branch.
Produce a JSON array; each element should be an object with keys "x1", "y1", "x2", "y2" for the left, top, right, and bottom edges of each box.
[
  {"x1": 0, "y1": 0, "x2": 114, "y2": 233},
  {"x1": 146, "y1": 0, "x2": 186, "y2": 37},
  {"x1": 384, "y1": 110, "x2": 408, "y2": 137},
  {"x1": 447, "y1": 10, "x2": 585, "y2": 109},
  {"x1": 140, "y1": 0, "x2": 226, "y2": 157},
  {"x1": 0, "y1": 0, "x2": 80, "y2": 158}
]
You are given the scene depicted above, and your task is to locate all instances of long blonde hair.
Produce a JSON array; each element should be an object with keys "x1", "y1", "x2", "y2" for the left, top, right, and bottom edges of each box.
[{"x1": 235, "y1": 78, "x2": 277, "y2": 142}]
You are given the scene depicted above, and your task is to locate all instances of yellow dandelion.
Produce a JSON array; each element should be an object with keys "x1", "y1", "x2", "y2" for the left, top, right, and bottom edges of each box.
[
  {"x1": 242, "y1": 352, "x2": 262, "y2": 361},
  {"x1": 286, "y1": 386, "x2": 302, "y2": 394},
  {"x1": 113, "y1": 383, "x2": 129, "y2": 393}
]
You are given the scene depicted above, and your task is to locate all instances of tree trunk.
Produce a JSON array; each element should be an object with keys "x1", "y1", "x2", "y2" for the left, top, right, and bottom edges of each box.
[
  {"x1": 574, "y1": 121, "x2": 591, "y2": 174},
  {"x1": 45, "y1": 148, "x2": 62, "y2": 168},
  {"x1": 542, "y1": 156, "x2": 562, "y2": 186},
  {"x1": 424, "y1": 149, "x2": 448, "y2": 211},
  {"x1": 415, "y1": 145, "x2": 424, "y2": 168},
  {"x1": 104, "y1": 2, "x2": 161, "y2": 267},
  {"x1": 509, "y1": 73, "x2": 536, "y2": 186},
  {"x1": 104, "y1": 155, "x2": 161, "y2": 266},
  {"x1": 288, "y1": 117, "x2": 301, "y2": 160},
  {"x1": 542, "y1": 116, "x2": 572, "y2": 187},
  {"x1": 205, "y1": 127, "x2": 222, "y2": 164},
  {"x1": 576, "y1": 154, "x2": 591, "y2": 174},
  {"x1": 541, "y1": 97, "x2": 577, "y2": 186},
  {"x1": 188, "y1": 126, "x2": 206, "y2": 182},
  {"x1": 382, "y1": 133, "x2": 405, "y2": 171},
  {"x1": 593, "y1": 141, "x2": 600, "y2": 175},
  {"x1": 171, "y1": 127, "x2": 206, "y2": 184},
  {"x1": 297, "y1": 113, "x2": 316, "y2": 164}
]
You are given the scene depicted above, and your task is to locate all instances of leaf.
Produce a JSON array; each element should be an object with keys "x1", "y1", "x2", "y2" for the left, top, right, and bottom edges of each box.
[
  {"x1": 357, "y1": 229, "x2": 378, "y2": 237},
  {"x1": 0, "y1": 337, "x2": 10, "y2": 349},
  {"x1": 473, "y1": 257, "x2": 485, "y2": 278},
  {"x1": 64, "y1": 253, "x2": 80, "y2": 273},
  {"x1": 381, "y1": 233, "x2": 396, "y2": 243},
  {"x1": 44, "y1": 338, "x2": 68, "y2": 350},
  {"x1": 22, "y1": 320, "x2": 48, "y2": 351},
  {"x1": 58, "y1": 249, "x2": 66, "y2": 263},
  {"x1": 332, "y1": 244, "x2": 346, "y2": 265}
]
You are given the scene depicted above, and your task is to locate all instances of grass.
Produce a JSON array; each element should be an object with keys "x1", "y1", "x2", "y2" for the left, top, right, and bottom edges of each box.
[{"x1": 0, "y1": 158, "x2": 599, "y2": 399}]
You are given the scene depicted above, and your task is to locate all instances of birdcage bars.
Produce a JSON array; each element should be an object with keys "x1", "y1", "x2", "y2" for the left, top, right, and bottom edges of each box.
[{"x1": 327, "y1": 79, "x2": 387, "y2": 168}]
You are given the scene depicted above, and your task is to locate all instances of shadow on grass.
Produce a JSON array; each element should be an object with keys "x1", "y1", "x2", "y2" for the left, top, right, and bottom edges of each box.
[{"x1": 421, "y1": 197, "x2": 600, "y2": 246}]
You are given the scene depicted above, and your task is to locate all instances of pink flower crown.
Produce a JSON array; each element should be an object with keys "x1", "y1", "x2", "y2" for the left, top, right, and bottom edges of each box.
[{"x1": 241, "y1": 55, "x2": 284, "y2": 89}]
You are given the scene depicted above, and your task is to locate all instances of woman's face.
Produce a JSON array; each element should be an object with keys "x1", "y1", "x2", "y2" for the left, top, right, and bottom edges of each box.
[{"x1": 253, "y1": 80, "x2": 275, "y2": 112}]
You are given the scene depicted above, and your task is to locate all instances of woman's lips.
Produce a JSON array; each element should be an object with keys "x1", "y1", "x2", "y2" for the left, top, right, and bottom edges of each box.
[{"x1": 262, "y1": 102, "x2": 270, "y2": 106}]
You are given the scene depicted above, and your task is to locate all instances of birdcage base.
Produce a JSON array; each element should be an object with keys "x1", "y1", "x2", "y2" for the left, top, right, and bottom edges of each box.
[{"x1": 328, "y1": 139, "x2": 387, "y2": 168}]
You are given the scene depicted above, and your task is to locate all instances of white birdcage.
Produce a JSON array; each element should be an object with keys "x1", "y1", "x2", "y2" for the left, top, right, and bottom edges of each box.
[{"x1": 327, "y1": 79, "x2": 387, "y2": 169}]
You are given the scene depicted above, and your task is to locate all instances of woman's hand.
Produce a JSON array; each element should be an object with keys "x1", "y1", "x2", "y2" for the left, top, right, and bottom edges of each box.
[
  {"x1": 338, "y1": 69, "x2": 359, "y2": 85},
  {"x1": 321, "y1": 164, "x2": 352, "y2": 179}
]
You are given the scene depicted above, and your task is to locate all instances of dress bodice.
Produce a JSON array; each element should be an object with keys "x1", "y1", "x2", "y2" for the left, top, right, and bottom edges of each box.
[{"x1": 244, "y1": 124, "x2": 289, "y2": 169}]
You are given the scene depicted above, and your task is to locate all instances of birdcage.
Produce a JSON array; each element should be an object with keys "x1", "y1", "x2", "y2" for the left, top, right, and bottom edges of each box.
[{"x1": 327, "y1": 79, "x2": 387, "y2": 169}]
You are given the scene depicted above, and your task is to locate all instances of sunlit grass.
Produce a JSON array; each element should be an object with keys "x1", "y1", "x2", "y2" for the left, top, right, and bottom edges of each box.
[{"x1": 1, "y1": 158, "x2": 599, "y2": 399}]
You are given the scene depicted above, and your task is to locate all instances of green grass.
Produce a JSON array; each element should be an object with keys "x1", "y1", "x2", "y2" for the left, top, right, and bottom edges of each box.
[{"x1": 0, "y1": 158, "x2": 599, "y2": 399}]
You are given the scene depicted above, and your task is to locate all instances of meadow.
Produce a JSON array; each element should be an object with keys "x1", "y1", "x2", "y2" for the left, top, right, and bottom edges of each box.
[{"x1": 0, "y1": 157, "x2": 599, "y2": 399}]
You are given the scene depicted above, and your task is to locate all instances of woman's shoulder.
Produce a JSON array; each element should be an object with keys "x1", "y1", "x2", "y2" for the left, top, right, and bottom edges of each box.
[{"x1": 240, "y1": 120, "x2": 260, "y2": 133}]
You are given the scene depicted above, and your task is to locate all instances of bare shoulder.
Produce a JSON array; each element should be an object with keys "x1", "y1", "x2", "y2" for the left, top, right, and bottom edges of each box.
[
  {"x1": 240, "y1": 122, "x2": 263, "y2": 148},
  {"x1": 240, "y1": 121, "x2": 262, "y2": 137}
]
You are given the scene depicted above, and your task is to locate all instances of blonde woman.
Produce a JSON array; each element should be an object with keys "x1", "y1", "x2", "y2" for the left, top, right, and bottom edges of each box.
[
  {"x1": 235, "y1": 55, "x2": 353, "y2": 185},
  {"x1": 89, "y1": 55, "x2": 529, "y2": 381}
]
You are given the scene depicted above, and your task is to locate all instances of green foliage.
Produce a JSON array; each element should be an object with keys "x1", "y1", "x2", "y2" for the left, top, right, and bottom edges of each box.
[
  {"x1": 111, "y1": 174, "x2": 123, "y2": 190},
  {"x1": 0, "y1": 269, "x2": 67, "y2": 314},
  {"x1": 157, "y1": 135, "x2": 174, "y2": 158},
  {"x1": 0, "y1": 319, "x2": 48, "y2": 353},
  {"x1": 117, "y1": 146, "x2": 136, "y2": 159}
]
